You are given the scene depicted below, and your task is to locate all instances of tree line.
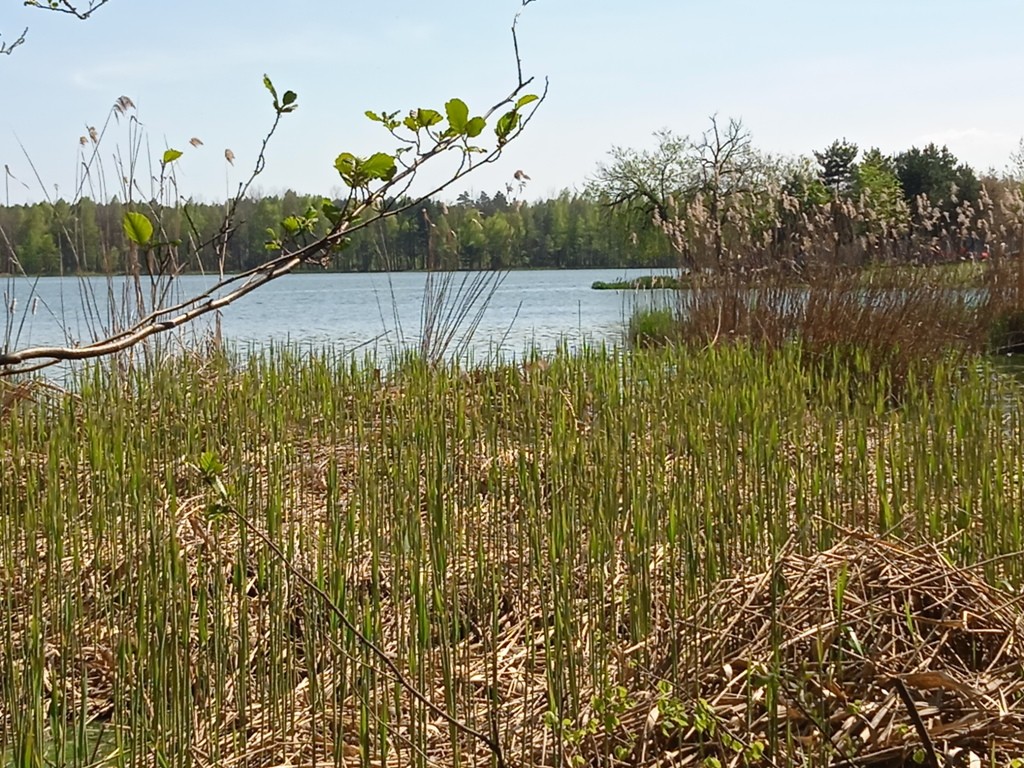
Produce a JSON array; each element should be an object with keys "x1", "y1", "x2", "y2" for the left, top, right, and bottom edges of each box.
[
  {"x1": 0, "y1": 190, "x2": 675, "y2": 276},
  {"x1": 4, "y1": 121, "x2": 1024, "y2": 277},
  {"x1": 590, "y1": 118, "x2": 1024, "y2": 272}
]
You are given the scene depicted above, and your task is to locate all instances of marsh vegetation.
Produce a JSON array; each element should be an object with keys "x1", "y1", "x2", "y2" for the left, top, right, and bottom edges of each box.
[{"x1": 4, "y1": 329, "x2": 1024, "y2": 766}]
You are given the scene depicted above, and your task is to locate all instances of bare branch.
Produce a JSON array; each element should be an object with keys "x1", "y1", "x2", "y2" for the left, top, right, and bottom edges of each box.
[
  {"x1": 0, "y1": 27, "x2": 27, "y2": 55},
  {"x1": 3, "y1": 1, "x2": 109, "y2": 57},
  {"x1": 23, "y1": 0, "x2": 110, "y2": 20}
]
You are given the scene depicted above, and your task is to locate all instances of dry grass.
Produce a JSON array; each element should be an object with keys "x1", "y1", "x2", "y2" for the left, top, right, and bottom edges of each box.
[{"x1": 3, "y1": 346, "x2": 1024, "y2": 767}]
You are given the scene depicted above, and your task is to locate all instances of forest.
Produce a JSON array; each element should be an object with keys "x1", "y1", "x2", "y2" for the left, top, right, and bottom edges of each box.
[
  {"x1": 0, "y1": 189, "x2": 675, "y2": 275},
  {"x1": 4, "y1": 129, "x2": 1023, "y2": 277}
]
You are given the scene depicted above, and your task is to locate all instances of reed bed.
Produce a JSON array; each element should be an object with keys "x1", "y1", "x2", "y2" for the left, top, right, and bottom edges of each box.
[
  {"x1": 2, "y1": 343, "x2": 1024, "y2": 767},
  {"x1": 631, "y1": 262, "x2": 1024, "y2": 402}
]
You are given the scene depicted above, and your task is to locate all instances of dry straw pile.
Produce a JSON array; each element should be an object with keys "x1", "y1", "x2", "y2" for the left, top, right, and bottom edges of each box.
[{"x1": 657, "y1": 531, "x2": 1024, "y2": 767}]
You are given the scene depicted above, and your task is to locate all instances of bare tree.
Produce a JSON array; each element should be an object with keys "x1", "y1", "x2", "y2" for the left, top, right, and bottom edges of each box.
[
  {"x1": 691, "y1": 116, "x2": 763, "y2": 267},
  {"x1": 590, "y1": 129, "x2": 692, "y2": 223},
  {"x1": 592, "y1": 116, "x2": 770, "y2": 269}
]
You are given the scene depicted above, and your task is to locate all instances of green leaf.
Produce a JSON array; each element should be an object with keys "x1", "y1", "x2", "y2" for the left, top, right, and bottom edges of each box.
[
  {"x1": 464, "y1": 116, "x2": 486, "y2": 138},
  {"x1": 334, "y1": 152, "x2": 358, "y2": 178},
  {"x1": 198, "y1": 450, "x2": 223, "y2": 477},
  {"x1": 281, "y1": 215, "x2": 301, "y2": 235},
  {"x1": 162, "y1": 148, "x2": 183, "y2": 165},
  {"x1": 495, "y1": 110, "x2": 520, "y2": 144},
  {"x1": 262, "y1": 74, "x2": 278, "y2": 102},
  {"x1": 365, "y1": 110, "x2": 383, "y2": 122},
  {"x1": 321, "y1": 199, "x2": 343, "y2": 225},
  {"x1": 282, "y1": 90, "x2": 297, "y2": 106},
  {"x1": 361, "y1": 152, "x2": 396, "y2": 182},
  {"x1": 122, "y1": 211, "x2": 154, "y2": 246},
  {"x1": 516, "y1": 94, "x2": 539, "y2": 108},
  {"x1": 416, "y1": 108, "x2": 443, "y2": 127},
  {"x1": 445, "y1": 98, "x2": 469, "y2": 133}
]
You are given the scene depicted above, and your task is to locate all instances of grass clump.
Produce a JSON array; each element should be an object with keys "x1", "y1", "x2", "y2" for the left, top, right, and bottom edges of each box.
[
  {"x1": 3, "y1": 343, "x2": 1024, "y2": 767},
  {"x1": 592, "y1": 275, "x2": 684, "y2": 290},
  {"x1": 627, "y1": 307, "x2": 679, "y2": 348}
]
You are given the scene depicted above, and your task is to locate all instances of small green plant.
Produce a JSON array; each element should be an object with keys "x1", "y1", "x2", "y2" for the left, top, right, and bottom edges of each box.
[
  {"x1": 655, "y1": 681, "x2": 690, "y2": 736},
  {"x1": 628, "y1": 307, "x2": 678, "y2": 348}
]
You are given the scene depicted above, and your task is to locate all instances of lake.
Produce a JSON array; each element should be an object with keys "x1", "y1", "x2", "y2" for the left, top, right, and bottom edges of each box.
[{"x1": 1, "y1": 269, "x2": 674, "y2": 367}]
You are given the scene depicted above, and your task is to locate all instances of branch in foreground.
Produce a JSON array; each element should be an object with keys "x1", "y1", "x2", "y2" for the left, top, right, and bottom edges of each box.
[
  {"x1": 24, "y1": 0, "x2": 110, "y2": 20},
  {"x1": 1, "y1": 23, "x2": 546, "y2": 375},
  {"x1": 2, "y1": 1, "x2": 109, "y2": 56}
]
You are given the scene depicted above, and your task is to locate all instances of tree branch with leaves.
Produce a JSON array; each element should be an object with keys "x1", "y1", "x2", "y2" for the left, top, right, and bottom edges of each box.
[{"x1": 0, "y1": 5, "x2": 546, "y2": 375}]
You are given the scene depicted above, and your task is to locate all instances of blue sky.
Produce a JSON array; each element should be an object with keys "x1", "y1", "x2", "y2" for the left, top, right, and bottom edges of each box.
[{"x1": 2, "y1": 0, "x2": 1023, "y2": 205}]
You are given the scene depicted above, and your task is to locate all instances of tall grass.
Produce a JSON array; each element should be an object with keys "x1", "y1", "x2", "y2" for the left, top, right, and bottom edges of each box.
[
  {"x1": 2, "y1": 343, "x2": 1024, "y2": 766},
  {"x1": 634, "y1": 262, "x2": 1024, "y2": 400}
]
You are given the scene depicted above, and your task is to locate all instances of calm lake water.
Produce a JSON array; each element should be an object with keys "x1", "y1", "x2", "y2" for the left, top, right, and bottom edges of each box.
[{"x1": 2, "y1": 269, "x2": 674, "y2": 366}]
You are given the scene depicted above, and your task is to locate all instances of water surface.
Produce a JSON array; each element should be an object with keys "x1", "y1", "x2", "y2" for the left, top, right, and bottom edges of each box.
[{"x1": 2, "y1": 269, "x2": 673, "y2": 366}]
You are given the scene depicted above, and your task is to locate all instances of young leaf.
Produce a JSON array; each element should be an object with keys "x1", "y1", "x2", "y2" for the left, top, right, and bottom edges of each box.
[
  {"x1": 334, "y1": 152, "x2": 358, "y2": 177},
  {"x1": 464, "y1": 116, "x2": 486, "y2": 138},
  {"x1": 122, "y1": 211, "x2": 154, "y2": 246},
  {"x1": 281, "y1": 215, "x2": 301, "y2": 235},
  {"x1": 281, "y1": 90, "x2": 297, "y2": 106},
  {"x1": 321, "y1": 199, "x2": 343, "y2": 226},
  {"x1": 263, "y1": 74, "x2": 278, "y2": 103},
  {"x1": 415, "y1": 108, "x2": 443, "y2": 128},
  {"x1": 495, "y1": 110, "x2": 520, "y2": 144},
  {"x1": 361, "y1": 152, "x2": 396, "y2": 182},
  {"x1": 445, "y1": 98, "x2": 469, "y2": 133},
  {"x1": 516, "y1": 94, "x2": 539, "y2": 109},
  {"x1": 161, "y1": 148, "x2": 183, "y2": 165},
  {"x1": 365, "y1": 110, "x2": 383, "y2": 122},
  {"x1": 198, "y1": 450, "x2": 223, "y2": 477}
]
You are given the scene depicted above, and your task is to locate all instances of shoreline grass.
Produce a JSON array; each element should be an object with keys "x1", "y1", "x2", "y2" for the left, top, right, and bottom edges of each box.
[{"x1": 3, "y1": 342, "x2": 1024, "y2": 766}]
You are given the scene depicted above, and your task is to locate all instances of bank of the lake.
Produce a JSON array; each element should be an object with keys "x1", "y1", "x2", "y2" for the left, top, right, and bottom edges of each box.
[{"x1": 3, "y1": 343, "x2": 1024, "y2": 766}]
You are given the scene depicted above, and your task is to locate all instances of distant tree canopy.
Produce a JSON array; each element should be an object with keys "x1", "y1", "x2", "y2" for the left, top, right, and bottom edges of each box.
[
  {"x1": 0, "y1": 191, "x2": 675, "y2": 276},
  {"x1": 4, "y1": 134, "x2": 1020, "y2": 278},
  {"x1": 893, "y1": 143, "x2": 980, "y2": 211},
  {"x1": 814, "y1": 138, "x2": 859, "y2": 198},
  {"x1": 592, "y1": 125, "x2": 1024, "y2": 271}
]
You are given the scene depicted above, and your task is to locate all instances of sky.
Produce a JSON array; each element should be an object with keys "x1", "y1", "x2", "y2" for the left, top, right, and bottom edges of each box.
[{"x1": 2, "y1": 0, "x2": 1023, "y2": 206}]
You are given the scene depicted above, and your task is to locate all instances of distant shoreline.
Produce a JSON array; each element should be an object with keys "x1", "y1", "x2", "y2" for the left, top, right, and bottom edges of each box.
[{"x1": 0, "y1": 265, "x2": 678, "y2": 279}]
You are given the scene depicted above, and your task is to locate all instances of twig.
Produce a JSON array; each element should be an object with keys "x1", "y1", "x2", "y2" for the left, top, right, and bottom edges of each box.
[
  {"x1": 25, "y1": 0, "x2": 110, "y2": 20},
  {"x1": 0, "y1": 28, "x2": 28, "y2": 55},
  {"x1": 892, "y1": 676, "x2": 941, "y2": 768}
]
